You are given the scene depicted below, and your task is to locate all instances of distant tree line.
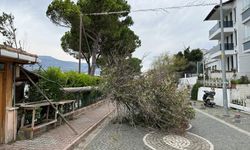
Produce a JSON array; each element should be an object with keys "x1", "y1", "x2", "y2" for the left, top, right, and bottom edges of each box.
[{"x1": 174, "y1": 47, "x2": 203, "y2": 76}]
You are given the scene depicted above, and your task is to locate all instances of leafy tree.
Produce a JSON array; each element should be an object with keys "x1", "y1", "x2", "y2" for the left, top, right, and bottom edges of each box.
[
  {"x1": 127, "y1": 57, "x2": 142, "y2": 74},
  {"x1": 173, "y1": 55, "x2": 188, "y2": 72},
  {"x1": 189, "y1": 49, "x2": 203, "y2": 62},
  {"x1": 0, "y1": 12, "x2": 18, "y2": 48},
  {"x1": 175, "y1": 47, "x2": 203, "y2": 74},
  {"x1": 176, "y1": 51, "x2": 184, "y2": 58},
  {"x1": 183, "y1": 47, "x2": 190, "y2": 60},
  {"x1": 46, "y1": 0, "x2": 140, "y2": 75}
]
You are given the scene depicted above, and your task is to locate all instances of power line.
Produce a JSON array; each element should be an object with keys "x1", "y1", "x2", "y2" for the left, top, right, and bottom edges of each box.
[{"x1": 84, "y1": 3, "x2": 218, "y2": 16}]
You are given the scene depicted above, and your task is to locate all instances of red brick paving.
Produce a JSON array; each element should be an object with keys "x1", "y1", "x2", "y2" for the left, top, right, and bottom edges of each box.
[{"x1": 0, "y1": 101, "x2": 115, "y2": 150}]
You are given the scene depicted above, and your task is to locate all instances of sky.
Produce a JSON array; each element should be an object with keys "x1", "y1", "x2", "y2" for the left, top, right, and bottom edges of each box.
[{"x1": 0, "y1": 0, "x2": 223, "y2": 71}]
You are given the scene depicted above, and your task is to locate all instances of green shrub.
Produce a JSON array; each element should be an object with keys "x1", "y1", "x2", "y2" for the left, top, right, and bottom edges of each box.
[
  {"x1": 239, "y1": 76, "x2": 249, "y2": 84},
  {"x1": 231, "y1": 76, "x2": 250, "y2": 84},
  {"x1": 28, "y1": 67, "x2": 102, "y2": 102},
  {"x1": 65, "y1": 71, "x2": 100, "y2": 87},
  {"x1": 191, "y1": 83, "x2": 202, "y2": 100}
]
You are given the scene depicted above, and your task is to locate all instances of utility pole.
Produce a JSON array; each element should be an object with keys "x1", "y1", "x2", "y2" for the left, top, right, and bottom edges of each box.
[
  {"x1": 197, "y1": 61, "x2": 199, "y2": 76},
  {"x1": 220, "y1": 0, "x2": 229, "y2": 116},
  {"x1": 79, "y1": 13, "x2": 83, "y2": 73},
  {"x1": 203, "y1": 58, "x2": 206, "y2": 85}
]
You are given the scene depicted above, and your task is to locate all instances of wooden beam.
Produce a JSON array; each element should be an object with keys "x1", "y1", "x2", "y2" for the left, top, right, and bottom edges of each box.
[{"x1": 21, "y1": 69, "x2": 78, "y2": 135}]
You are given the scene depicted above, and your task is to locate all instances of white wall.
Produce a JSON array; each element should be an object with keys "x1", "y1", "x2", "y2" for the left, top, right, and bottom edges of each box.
[
  {"x1": 178, "y1": 77, "x2": 197, "y2": 89},
  {"x1": 198, "y1": 85, "x2": 250, "y2": 112},
  {"x1": 231, "y1": 84, "x2": 250, "y2": 99},
  {"x1": 238, "y1": 53, "x2": 250, "y2": 78},
  {"x1": 198, "y1": 87, "x2": 231, "y2": 107}
]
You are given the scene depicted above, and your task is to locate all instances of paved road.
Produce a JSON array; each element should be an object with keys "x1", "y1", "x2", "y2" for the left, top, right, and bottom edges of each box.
[
  {"x1": 193, "y1": 101, "x2": 250, "y2": 133},
  {"x1": 77, "y1": 109, "x2": 250, "y2": 150},
  {"x1": 190, "y1": 111, "x2": 250, "y2": 150},
  {"x1": 82, "y1": 123, "x2": 150, "y2": 150}
]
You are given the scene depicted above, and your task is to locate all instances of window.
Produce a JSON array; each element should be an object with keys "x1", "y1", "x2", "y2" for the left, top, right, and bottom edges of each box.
[{"x1": 244, "y1": 22, "x2": 250, "y2": 41}]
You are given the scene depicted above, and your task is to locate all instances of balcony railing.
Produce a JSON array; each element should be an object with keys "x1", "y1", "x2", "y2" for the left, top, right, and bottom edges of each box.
[
  {"x1": 210, "y1": 43, "x2": 234, "y2": 54},
  {"x1": 242, "y1": 7, "x2": 250, "y2": 21},
  {"x1": 243, "y1": 41, "x2": 250, "y2": 51},
  {"x1": 209, "y1": 21, "x2": 233, "y2": 36}
]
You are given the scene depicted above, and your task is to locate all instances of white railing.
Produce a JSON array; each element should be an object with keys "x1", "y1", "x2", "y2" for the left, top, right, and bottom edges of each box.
[{"x1": 198, "y1": 79, "x2": 231, "y2": 88}]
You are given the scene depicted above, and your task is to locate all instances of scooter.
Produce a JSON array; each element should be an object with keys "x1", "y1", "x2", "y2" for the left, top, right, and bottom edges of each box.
[{"x1": 203, "y1": 91, "x2": 216, "y2": 107}]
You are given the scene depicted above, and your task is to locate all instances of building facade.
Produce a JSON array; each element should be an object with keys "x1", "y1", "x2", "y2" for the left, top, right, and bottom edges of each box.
[{"x1": 204, "y1": 0, "x2": 250, "y2": 79}]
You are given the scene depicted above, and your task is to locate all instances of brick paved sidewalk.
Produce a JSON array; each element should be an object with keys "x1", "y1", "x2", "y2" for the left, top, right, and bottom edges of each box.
[{"x1": 0, "y1": 101, "x2": 115, "y2": 150}]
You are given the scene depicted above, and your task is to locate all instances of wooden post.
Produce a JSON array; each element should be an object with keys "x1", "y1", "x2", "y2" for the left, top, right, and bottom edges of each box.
[
  {"x1": 46, "y1": 106, "x2": 50, "y2": 122},
  {"x1": 54, "y1": 105, "x2": 58, "y2": 128},
  {"x1": 30, "y1": 108, "x2": 36, "y2": 139},
  {"x1": 21, "y1": 110, "x2": 26, "y2": 128},
  {"x1": 59, "y1": 105, "x2": 62, "y2": 125},
  {"x1": 72, "y1": 101, "x2": 75, "y2": 119}
]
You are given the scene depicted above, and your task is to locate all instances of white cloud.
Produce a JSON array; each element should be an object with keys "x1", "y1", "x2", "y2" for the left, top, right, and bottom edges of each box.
[{"x1": 0, "y1": 0, "x2": 219, "y2": 70}]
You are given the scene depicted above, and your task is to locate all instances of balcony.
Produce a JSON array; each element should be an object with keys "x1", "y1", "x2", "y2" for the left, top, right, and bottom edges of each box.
[
  {"x1": 243, "y1": 40, "x2": 250, "y2": 52},
  {"x1": 209, "y1": 21, "x2": 234, "y2": 40},
  {"x1": 210, "y1": 43, "x2": 235, "y2": 59},
  {"x1": 242, "y1": 7, "x2": 250, "y2": 23}
]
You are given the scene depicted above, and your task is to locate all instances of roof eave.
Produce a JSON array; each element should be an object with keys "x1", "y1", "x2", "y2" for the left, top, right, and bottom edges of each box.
[
  {"x1": 0, "y1": 46, "x2": 38, "y2": 64},
  {"x1": 204, "y1": 0, "x2": 235, "y2": 21}
]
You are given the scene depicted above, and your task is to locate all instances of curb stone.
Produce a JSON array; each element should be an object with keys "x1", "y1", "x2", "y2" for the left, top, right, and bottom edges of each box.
[{"x1": 63, "y1": 109, "x2": 115, "y2": 150}]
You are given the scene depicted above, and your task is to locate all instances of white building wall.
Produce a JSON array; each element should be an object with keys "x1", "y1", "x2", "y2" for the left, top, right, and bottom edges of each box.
[
  {"x1": 238, "y1": 53, "x2": 250, "y2": 77},
  {"x1": 205, "y1": 0, "x2": 250, "y2": 79},
  {"x1": 178, "y1": 77, "x2": 197, "y2": 89}
]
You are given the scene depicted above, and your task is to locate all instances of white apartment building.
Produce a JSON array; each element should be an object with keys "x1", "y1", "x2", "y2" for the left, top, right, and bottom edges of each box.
[{"x1": 204, "y1": 0, "x2": 250, "y2": 79}]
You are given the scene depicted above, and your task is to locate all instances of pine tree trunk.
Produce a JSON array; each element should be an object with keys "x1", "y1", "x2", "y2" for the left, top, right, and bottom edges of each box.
[
  {"x1": 90, "y1": 34, "x2": 100, "y2": 76},
  {"x1": 90, "y1": 47, "x2": 97, "y2": 76},
  {"x1": 88, "y1": 63, "x2": 91, "y2": 75}
]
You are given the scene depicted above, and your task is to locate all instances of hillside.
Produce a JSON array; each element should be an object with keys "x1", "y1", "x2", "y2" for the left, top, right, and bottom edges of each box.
[{"x1": 25, "y1": 56, "x2": 100, "y2": 74}]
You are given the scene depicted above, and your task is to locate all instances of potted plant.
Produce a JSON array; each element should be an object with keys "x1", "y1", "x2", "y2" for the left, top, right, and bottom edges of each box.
[{"x1": 230, "y1": 79, "x2": 237, "y2": 89}]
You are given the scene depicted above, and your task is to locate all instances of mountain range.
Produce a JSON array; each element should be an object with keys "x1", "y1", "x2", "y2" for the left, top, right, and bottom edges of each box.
[{"x1": 25, "y1": 56, "x2": 100, "y2": 75}]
